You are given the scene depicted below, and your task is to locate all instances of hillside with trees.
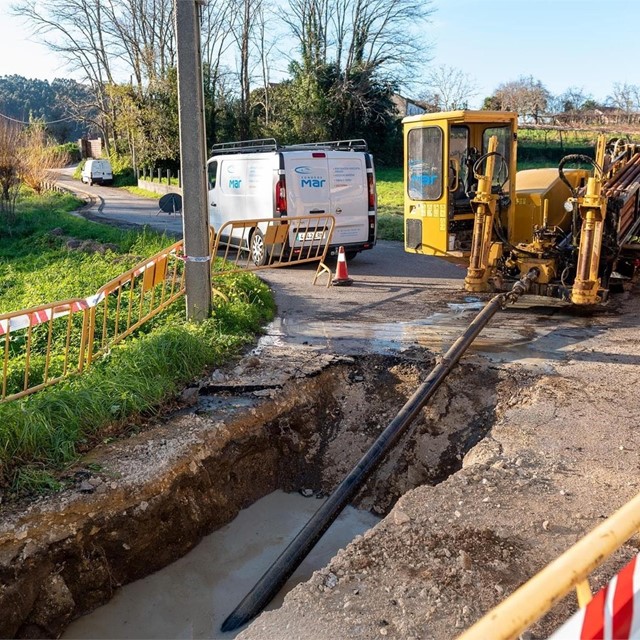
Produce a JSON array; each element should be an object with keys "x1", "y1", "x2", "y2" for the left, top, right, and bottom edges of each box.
[{"x1": 0, "y1": 75, "x2": 92, "y2": 142}]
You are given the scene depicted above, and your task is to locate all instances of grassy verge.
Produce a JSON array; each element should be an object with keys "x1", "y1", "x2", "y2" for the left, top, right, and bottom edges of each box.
[{"x1": 0, "y1": 191, "x2": 275, "y2": 498}]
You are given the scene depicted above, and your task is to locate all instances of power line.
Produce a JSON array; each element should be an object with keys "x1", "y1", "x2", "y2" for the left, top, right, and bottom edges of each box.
[{"x1": 0, "y1": 111, "x2": 78, "y2": 125}]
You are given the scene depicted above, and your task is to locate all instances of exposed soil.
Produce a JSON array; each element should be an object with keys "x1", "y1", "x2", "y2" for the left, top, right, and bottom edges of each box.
[{"x1": 3, "y1": 203, "x2": 640, "y2": 639}]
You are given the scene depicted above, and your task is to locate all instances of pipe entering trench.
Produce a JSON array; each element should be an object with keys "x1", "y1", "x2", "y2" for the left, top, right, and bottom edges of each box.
[{"x1": 223, "y1": 269, "x2": 539, "y2": 632}]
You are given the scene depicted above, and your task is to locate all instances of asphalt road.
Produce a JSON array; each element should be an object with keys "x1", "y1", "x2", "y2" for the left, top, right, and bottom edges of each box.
[{"x1": 56, "y1": 169, "x2": 468, "y2": 328}]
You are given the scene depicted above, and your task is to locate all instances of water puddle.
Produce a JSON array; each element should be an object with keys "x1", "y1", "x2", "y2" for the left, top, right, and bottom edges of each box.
[
  {"x1": 258, "y1": 300, "x2": 599, "y2": 366},
  {"x1": 63, "y1": 491, "x2": 379, "y2": 640}
]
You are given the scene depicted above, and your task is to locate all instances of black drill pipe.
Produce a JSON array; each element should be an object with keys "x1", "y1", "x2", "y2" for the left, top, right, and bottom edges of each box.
[{"x1": 221, "y1": 269, "x2": 539, "y2": 633}]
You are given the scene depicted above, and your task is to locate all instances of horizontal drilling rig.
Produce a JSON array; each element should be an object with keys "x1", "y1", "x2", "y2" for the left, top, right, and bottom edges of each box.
[{"x1": 402, "y1": 110, "x2": 640, "y2": 304}]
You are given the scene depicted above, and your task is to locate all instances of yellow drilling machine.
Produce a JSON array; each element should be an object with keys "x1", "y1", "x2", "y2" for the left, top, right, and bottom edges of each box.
[{"x1": 403, "y1": 110, "x2": 640, "y2": 304}]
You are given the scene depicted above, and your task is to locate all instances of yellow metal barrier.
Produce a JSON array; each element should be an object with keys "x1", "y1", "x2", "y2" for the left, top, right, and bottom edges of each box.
[
  {"x1": 210, "y1": 215, "x2": 335, "y2": 286},
  {"x1": 1, "y1": 241, "x2": 185, "y2": 402},
  {"x1": 457, "y1": 491, "x2": 640, "y2": 640}
]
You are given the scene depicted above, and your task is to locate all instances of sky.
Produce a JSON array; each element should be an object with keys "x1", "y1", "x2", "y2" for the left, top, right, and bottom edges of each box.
[{"x1": 0, "y1": 0, "x2": 638, "y2": 109}]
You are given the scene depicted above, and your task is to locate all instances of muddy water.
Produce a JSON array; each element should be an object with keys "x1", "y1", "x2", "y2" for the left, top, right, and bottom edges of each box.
[
  {"x1": 63, "y1": 491, "x2": 379, "y2": 640},
  {"x1": 259, "y1": 298, "x2": 599, "y2": 366}
]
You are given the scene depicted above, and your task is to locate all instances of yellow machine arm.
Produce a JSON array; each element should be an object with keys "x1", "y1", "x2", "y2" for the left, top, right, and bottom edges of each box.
[{"x1": 464, "y1": 136, "x2": 501, "y2": 292}]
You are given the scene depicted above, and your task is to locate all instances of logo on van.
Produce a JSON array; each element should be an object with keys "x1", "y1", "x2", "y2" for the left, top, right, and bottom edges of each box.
[
  {"x1": 301, "y1": 178, "x2": 326, "y2": 188},
  {"x1": 229, "y1": 179, "x2": 242, "y2": 189},
  {"x1": 226, "y1": 165, "x2": 237, "y2": 174},
  {"x1": 294, "y1": 166, "x2": 313, "y2": 175}
]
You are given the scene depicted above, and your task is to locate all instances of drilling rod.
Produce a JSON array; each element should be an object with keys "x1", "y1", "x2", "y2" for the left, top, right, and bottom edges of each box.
[{"x1": 221, "y1": 269, "x2": 540, "y2": 633}]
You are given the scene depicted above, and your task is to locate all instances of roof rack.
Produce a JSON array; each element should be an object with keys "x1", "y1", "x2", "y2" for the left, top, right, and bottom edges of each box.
[
  {"x1": 209, "y1": 137, "x2": 369, "y2": 155},
  {"x1": 210, "y1": 138, "x2": 278, "y2": 155},
  {"x1": 283, "y1": 139, "x2": 369, "y2": 152}
]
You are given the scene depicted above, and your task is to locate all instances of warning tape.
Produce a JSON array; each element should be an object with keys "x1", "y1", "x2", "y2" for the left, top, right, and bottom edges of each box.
[
  {"x1": 0, "y1": 292, "x2": 106, "y2": 337},
  {"x1": 0, "y1": 247, "x2": 180, "y2": 337},
  {"x1": 549, "y1": 554, "x2": 640, "y2": 639}
]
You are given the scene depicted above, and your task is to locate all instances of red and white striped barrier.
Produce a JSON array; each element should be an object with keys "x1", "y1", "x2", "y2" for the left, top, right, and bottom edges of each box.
[
  {"x1": 0, "y1": 247, "x2": 182, "y2": 338},
  {"x1": 549, "y1": 555, "x2": 640, "y2": 639}
]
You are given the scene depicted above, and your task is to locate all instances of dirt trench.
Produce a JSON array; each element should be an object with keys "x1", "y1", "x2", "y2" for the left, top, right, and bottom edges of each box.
[{"x1": 0, "y1": 348, "x2": 509, "y2": 638}]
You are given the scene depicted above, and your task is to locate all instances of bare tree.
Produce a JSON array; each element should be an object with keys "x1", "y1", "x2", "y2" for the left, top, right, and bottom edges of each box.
[
  {"x1": 284, "y1": 0, "x2": 434, "y2": 80},
  {"x1": 12, "y1": 0, "x2": 118, "y2": 152},
  {"x1": 608, "y1": 82, "x2": 640, "y2": 124},
  {"x1": 20, "y1": 123, "x2": 71, "y2": 194},
  {"x1": 491, "y1": 76, "x2": 551, "y2": 123},
  {"x1": 0, "y1": 117, "x2": 23, "y2": 221},
  {"x1": 422, "y1": 65, "x2": 478, "y2": 111},
  {"x1": 231, "y1": 0, "x2": 264, "y2": 139},
  {"x1": 102, "y1": 0, "x2": 176, "y2": 89}
]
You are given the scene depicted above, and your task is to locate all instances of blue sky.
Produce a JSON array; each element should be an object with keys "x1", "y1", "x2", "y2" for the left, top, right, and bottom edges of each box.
[{"x1": 0, "y1": 0, "x2": 638, "y2": 109}]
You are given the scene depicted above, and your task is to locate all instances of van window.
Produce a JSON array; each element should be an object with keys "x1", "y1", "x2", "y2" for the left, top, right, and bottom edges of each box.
[
  {"x1": 208, "y1": 161, "x2": 218, "y2": 189},
  {"x1": 407, "y1": 127, "x2": 443, "y2": 201}
]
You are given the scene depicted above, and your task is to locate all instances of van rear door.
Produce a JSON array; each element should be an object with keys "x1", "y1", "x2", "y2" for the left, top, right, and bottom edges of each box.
[
  {"x1": 327, "y1": 152, "x2": 369, "y2": 246},
  {"x1": 285, "y1": 153, "x2": 330, "y2": 217}
]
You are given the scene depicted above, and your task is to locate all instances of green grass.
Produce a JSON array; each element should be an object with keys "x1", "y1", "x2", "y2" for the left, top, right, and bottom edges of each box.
[
  {"x1": 0, "y1": 192, "x2": 171, "y2": 313},
  {"x1": 0, "y1": 190, "x2": 276, "y2": 498},
  {"x1": 376, "y1": 166, "x2": 404, "y2": 242}
]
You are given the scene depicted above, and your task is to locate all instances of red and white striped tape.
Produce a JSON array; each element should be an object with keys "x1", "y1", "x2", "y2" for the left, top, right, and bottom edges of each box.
[
  {"x1": 549, "y1": 555, "x2": 640, "y2": 639},
  {"x1": 0, "y1": 292, "x2": 106, "y2": 337},
  {"x1": 0, "y1": 248, "x2": 181, "y2": 338}
]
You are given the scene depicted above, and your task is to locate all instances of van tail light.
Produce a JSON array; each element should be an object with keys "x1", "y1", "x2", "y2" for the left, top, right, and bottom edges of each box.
[
  {"x1": 367, "y1": 173, "x2": 376, "y2": 211},
  {"x1": 368, "y1": 214, "x2": 376, "y2": 242},
  {"x1": 275, "y1": 175, "x2": 287, "y2": 216}
]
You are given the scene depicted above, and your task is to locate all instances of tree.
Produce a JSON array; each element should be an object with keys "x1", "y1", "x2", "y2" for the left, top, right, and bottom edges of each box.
[
  {"x1": 231, "y1": 0, "x2": 264, "y2": 140},
  {"x1": 0, "y1": 116, "x2": 22, "y2": 221},
  {"x1": 607, "y1": 82, "x2": 640, "y2": 124},
  {"x1": 488, "y1": 76, "x2": 551, "y2": 123},
  {"x1": 20, "y1": 122, "x2": 70, "y2": 194},
  {"x1": 556, "y1": 86, "x2": 592, "y2": 113},
  {"x1": 421, "y1": 65, "x2": 478, "y2": 111}
]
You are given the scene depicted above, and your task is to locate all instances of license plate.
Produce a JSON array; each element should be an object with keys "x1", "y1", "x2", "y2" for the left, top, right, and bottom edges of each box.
[{"x1": 296, "y1": 231, "x2": 325, "y2": 241}]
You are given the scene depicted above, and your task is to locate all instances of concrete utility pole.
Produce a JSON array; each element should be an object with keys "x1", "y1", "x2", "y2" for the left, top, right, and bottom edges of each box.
[{"x1": 175, "y1": 0, "x2": 212, "y2": 321}]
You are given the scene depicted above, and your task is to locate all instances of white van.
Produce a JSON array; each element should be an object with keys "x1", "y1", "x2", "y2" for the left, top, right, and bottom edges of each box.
[
  {"x1": 207, "y1": 139, "x2": 377, "y2": 265},
  {"x1": 81, "y1": 159, "x2": 113, "y2": 186}
]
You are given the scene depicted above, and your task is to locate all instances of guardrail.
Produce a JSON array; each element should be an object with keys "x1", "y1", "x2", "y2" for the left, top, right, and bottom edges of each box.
[
  {"x1": 456, "y1": 491, "x2": 640, "y2": 640},
  {"x1": 210, "y1": 214, "x2": 335, "y2": 286},
  {"x1": 1, "y1": 241, "x2": 185, "y2": 402}
]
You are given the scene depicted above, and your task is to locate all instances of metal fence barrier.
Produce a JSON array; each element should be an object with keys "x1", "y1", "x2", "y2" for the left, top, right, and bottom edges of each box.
[
  {"x1": 210, "y1": 215, "x2": 335, "y2": 286},
  {"x1": 1, "y1": 241, "x2": 185, "y2": 402},
  {"x1": 2, "y1": 215, "x2": 335, "y2": 402}
]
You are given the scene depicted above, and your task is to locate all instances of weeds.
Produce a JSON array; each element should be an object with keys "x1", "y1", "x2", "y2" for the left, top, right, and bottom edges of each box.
[{"x1": 0, "y1": 190, "x2": 275, "y2": 498}]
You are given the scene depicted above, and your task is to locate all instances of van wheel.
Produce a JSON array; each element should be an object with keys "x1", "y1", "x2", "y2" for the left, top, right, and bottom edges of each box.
[
  {"x1": 250, "y1": 229, "x2": 268, "y2": 266},
  {"x1": 345, "y1": 251, "x2": 358, "y2": 261}
]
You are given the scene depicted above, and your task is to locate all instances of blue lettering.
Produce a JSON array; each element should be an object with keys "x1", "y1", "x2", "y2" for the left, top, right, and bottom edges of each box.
[
  {"x1": 301, "y1": 178, "x2": 326, "y2": 188},
  {"x1": 229, "y1": 179, "x2": 242, "y2": 189}
]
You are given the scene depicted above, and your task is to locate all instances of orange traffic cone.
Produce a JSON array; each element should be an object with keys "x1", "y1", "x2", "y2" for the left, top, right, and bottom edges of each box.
[{"x1": 332, "y1": 246, "x2": 353, "y2": 286}]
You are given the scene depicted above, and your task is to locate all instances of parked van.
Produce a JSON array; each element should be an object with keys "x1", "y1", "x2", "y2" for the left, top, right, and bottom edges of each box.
[
  {"x1": 207, "y1": 139, "x2": 377, "y2": 265},
  {"x1": 81, "y1": 159, "x2": 113, "y2": 186}
]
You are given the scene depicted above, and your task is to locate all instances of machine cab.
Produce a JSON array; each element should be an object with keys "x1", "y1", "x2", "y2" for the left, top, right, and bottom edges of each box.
[{"x1": 403, "y1": 110, "x2": 518, "y2": 256}]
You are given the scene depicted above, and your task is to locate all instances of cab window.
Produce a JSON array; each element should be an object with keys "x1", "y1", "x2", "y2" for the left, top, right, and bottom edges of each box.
[
  {"x1": 407, "y1": 127, "x2": 443, "y2": 201},
  {"x1": 482, "y1": 126, "x2": 510, "y2": 187},
  {"x1": 208, "y1": 161, "x2": 218, "y2": 190},
  {"x1": 449, "y1": 125, "x2": 469, "y2": 197}
]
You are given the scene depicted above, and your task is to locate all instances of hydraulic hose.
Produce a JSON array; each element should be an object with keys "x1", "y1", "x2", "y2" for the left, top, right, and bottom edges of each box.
[{"x1": 221, "y1": 269, "x2": 540, "y2": 633}]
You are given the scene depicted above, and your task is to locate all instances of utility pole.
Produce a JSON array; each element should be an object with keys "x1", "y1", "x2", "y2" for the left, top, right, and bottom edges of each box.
[{"x1": 175, "y1": 0, "x2": 212, "y2": 321}]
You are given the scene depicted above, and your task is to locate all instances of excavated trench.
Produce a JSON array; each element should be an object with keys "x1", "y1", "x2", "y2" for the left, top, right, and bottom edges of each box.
[{"x1": 1, "y1": 350, "x2": 505, "y2": 638}]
